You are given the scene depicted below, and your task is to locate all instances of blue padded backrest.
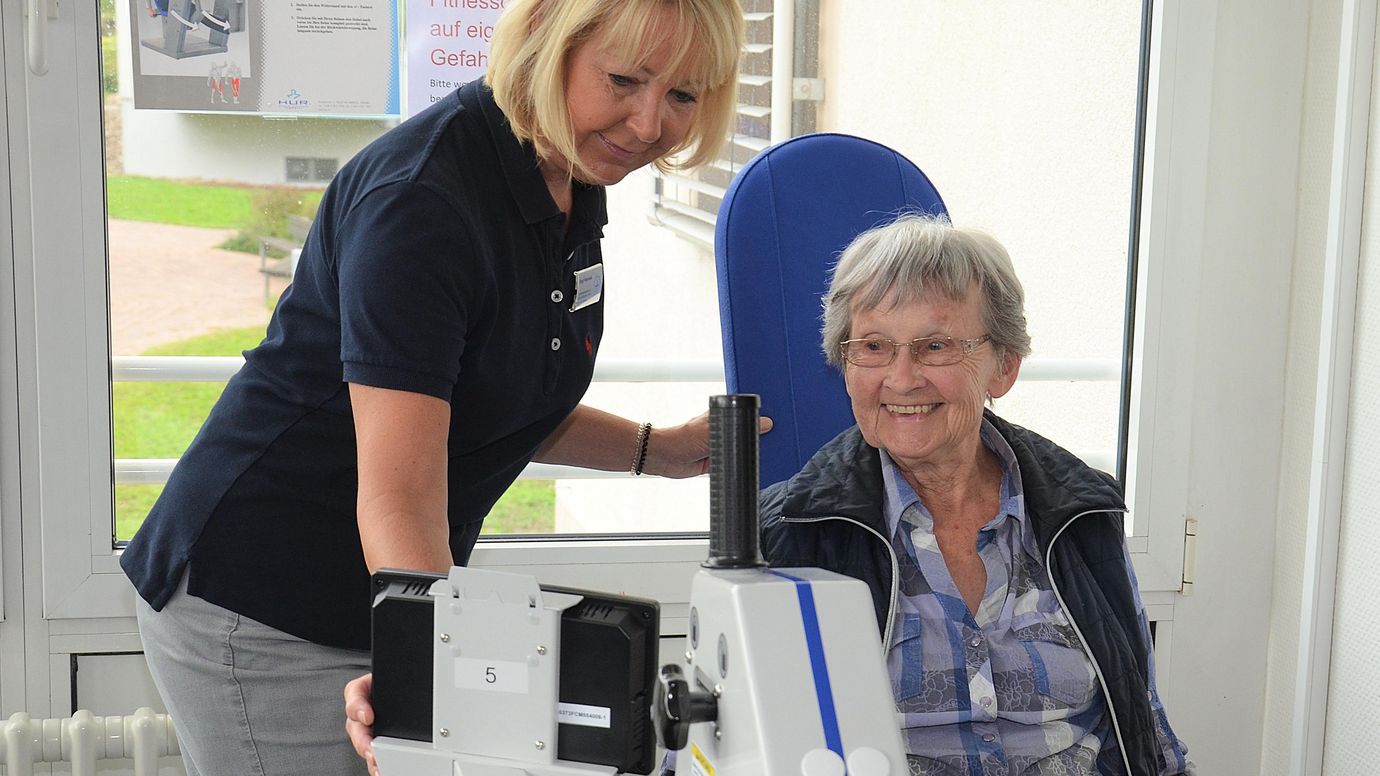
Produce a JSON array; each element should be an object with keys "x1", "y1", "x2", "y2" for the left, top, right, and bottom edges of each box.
[{"x1": 714, "y1": 133, "x2": 947, "y2": 488}]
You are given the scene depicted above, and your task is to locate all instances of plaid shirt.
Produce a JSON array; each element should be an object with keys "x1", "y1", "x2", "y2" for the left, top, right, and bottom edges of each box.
[{"x1": 883, "y1": 421, "x2": 1191, "y2": 775}]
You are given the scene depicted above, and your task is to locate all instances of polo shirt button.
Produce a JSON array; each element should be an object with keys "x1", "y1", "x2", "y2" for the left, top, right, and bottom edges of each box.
[
  {"x1": 981, "y1": 733, "x2": 996, "y2": 743},
  {"x1": 551, "y1": 290, "x2": 564, "y2": 303},
  {"x1": 979, "y1": 697, "x2": 993, "y2": 708},
  {"x1": 969, "y1": 636, "x2": 982, "y2": 648},
  {"x1": 550, "y1": 338, "x2": 561, "y2": 351}
]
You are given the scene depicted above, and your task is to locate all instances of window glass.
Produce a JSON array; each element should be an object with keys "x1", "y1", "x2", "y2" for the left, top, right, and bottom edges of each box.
[
  {"x1": 103, "y1": 1, "x2": 1146, "y2": 542},
  {"x1": 104, "y1": 0, "x2": 391, "y2": 541}
]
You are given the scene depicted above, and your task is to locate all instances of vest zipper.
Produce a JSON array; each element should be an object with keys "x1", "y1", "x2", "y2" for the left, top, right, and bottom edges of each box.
[{"x1": 1044, "y1": 507, "x2": 1135, "y2": 776}]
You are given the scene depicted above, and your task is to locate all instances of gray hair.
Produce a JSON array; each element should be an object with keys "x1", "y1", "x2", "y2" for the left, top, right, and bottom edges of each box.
[{"x1": 820, "y1": 214, "x2": 1032, "y2": 369}]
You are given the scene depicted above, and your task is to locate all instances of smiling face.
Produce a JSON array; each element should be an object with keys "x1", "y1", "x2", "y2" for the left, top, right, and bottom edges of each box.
[
  {"x1": 550, "y1": 9, "x2": 704, "y2": 186},
  {"x1": 844, "y1": 283, "x2": 1021, "y2": 475}
]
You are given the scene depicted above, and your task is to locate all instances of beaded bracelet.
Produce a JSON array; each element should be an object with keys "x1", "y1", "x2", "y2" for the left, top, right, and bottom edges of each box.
[{"x1": 631, "y1": 422, "x2": 653, "y2": 476}]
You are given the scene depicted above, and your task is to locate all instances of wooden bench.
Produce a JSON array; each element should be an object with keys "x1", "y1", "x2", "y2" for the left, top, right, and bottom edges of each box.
[{"x1": 259, "y1": 214, "x2": 313, "y2": 301}]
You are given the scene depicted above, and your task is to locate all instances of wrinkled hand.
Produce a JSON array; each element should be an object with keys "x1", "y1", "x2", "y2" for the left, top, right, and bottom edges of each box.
[
  {"x1": 344, "y1": 673, "x2": 380, "y2": 776},
  {"x1": 644, "y1": 412, "x2": 773, "y2": 478}
]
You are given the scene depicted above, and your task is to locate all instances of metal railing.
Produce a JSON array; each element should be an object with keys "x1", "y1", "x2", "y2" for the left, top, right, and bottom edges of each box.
[{"x1": 110, "y1": 355, "x2": 1119, "y2": 486}]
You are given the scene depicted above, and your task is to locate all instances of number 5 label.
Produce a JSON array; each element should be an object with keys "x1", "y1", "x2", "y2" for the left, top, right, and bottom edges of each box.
[{"x1": 454, "y1": 658, "x2": 530, "y2": 694}]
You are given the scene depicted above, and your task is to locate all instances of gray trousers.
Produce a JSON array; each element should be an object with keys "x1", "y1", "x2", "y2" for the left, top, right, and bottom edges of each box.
[{"x1": 135, "y1": 573, "x2": 371, "y2": 776}]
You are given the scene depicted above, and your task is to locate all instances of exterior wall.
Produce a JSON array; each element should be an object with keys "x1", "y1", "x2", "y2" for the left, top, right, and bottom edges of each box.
[{"x1": 119, "y1": 104, "x2": 390, "y2": 186}]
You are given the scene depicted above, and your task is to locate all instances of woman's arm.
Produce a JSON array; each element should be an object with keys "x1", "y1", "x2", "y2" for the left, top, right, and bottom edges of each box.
[
  {"x1": 534, "y1": 404, "x2": 772, "y2": 478},
  {"x1": 351, "y1": 383, "x2": 453, "y2": 573},
  {"x1": 534, "y1": 404, "x2": 707, "y2": 478}
]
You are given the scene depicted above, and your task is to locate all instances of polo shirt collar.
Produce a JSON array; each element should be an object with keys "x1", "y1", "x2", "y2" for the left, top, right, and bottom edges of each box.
[{"x1": 472, "y1": 82, "x2": 609, "y2": 233}]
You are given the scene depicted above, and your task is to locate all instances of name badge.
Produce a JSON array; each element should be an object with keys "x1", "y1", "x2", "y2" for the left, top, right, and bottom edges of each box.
[{"x1": 570, "y1": 263, "x2": 604, "y2": 312}]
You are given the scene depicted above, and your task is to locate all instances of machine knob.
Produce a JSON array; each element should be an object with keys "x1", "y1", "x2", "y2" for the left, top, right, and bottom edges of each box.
[{"x1": 653, "y1": 664, "x2": 718, "y2": 751}]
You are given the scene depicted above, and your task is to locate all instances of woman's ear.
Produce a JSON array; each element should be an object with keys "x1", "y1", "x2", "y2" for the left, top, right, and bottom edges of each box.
[{"x1": 987, "y1": 350, "x2": 1022, "y2": 400}]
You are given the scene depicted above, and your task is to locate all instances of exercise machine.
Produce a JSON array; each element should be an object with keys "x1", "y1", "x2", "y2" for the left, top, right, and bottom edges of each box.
[{"x1": 371, "y1": 396, "x2": 905, "y2": 775}]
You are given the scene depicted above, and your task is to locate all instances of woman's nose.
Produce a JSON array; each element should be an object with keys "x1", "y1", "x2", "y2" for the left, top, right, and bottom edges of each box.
[
  {"x1": 627, "y1": 94, "x2": 664, "y2": 145},
  {"x1": 883, "y1": 350, "x2": 928, "y2": 389}
]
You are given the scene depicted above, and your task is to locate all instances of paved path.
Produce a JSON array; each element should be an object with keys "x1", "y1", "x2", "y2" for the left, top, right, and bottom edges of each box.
[{"x1": 108, "y1": 219, "x2": 288, "y2": 355}]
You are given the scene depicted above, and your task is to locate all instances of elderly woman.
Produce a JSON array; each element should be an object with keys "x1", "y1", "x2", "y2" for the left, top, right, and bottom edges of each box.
[
  {"x1": 125, "y1": 1, "x2": 746, "y2": 774},
  {"x1": 758, "y1": 214, "x2": 1192, "y2": 775}
]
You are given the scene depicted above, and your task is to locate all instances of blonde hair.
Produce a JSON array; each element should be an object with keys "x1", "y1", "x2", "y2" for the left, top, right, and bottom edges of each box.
[{"x1": 486, "y1": 0, "x2": 743, "y2": 180}]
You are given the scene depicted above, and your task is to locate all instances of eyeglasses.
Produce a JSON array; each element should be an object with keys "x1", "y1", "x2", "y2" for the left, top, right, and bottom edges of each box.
[{"x1": 839, "y1": 335, "x2": 992, "y2": 368}]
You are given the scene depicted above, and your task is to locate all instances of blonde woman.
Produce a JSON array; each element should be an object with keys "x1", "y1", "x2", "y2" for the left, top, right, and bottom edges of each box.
[{"x1": 123, "y1": 1, "x2": 747, "y2": 774}]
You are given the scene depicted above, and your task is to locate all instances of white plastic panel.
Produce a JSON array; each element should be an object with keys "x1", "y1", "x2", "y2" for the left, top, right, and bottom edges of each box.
[{"x1": 1323, "y1": 16, "x2": 1380, "y2": 763}]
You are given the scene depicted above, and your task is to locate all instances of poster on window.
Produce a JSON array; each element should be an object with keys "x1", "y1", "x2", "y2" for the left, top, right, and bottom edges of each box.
[
  {"x1": 128, "y1": 0, "x2": 401, "y2": 116},
  {"x1": 405, "y1": 0, "x2": 505, "y2": 117}
]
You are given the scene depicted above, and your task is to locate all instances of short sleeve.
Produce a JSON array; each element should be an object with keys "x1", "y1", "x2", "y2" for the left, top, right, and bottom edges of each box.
[{"x1": 334, "y1": 181, "x2": 480, "y2": 400}]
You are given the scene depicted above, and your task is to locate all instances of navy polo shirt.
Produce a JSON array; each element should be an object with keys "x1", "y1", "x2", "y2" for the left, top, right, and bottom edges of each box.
[{"x1": 120, "y1": 81, "x2": 608, "y2": 650}]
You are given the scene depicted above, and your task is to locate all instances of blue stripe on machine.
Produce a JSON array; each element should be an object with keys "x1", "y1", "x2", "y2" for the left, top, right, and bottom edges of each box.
[{"x1": 766, "y1": 569, "x2": 845, "y2": 762}]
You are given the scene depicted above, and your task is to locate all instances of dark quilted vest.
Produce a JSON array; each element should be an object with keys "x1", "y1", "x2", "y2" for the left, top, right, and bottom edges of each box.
[{"x1": 759, "y1": 411, "x2": 1160, "y2": 774}]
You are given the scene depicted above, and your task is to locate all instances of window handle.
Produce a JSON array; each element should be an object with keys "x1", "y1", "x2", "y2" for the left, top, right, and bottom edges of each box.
[{"x1": 27, "y1": 0, "x2": 51, "y2": 76}]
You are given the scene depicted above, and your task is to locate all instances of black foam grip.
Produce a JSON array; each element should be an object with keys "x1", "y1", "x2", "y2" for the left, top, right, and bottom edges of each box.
[{"x1": 706, "y1": 394, "x2": 763, "y2": 569}]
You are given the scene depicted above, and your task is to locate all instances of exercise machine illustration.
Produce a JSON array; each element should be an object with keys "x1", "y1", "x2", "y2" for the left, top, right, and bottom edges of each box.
[{"x1": 141, "y1": 0, "x2": 247, "y2": 60}]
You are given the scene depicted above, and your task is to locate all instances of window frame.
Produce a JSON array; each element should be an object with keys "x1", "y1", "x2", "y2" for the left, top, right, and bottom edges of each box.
[
  {"x1": 12, "y1": 0, "x2": 127, "y2": 621},
  {"x1": 0, "y1": 0, "x2": 16, "y2": 627},
  {"x1": 1122, "y1": 0, "x2": 1217, "y2": 593}
]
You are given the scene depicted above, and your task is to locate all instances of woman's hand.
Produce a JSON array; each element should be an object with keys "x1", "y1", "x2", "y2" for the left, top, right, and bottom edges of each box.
[
  {"x1": 644, "y1": 411, "x2": 773, "y2": 478},
  {"x1": 344, "y1": 673, "x2": 380, "y2": 776}
]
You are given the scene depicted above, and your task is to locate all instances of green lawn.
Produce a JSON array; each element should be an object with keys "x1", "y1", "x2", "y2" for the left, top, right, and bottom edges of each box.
[
  {"x1": 114, "y1": 327, "x2": 554, "y2": 540},
  {"x1": 113, "y1": 327, "x2": 257, "y2": 538},
  {"x1": 481, "y1": 481, "x2": 559, "y2": 536},
  {"x1": 105, "y1": 176, "x2": 324, "y2": 241},
  {"x1": 107, "y1": 177, "x2": 259, "y2": 229}
]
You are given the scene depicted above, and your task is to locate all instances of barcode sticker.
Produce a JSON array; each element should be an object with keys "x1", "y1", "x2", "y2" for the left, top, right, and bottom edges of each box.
[{"x1": 557, "y1": 702, "x2": 611, "y2": 728}]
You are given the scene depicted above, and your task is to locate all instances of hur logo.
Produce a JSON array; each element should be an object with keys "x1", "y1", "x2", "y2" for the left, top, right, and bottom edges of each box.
[{"x1": 278, "y1": 89, "x2": 309, "y2": 109}]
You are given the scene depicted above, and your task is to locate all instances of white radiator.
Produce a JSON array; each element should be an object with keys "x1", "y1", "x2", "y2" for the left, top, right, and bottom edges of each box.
[{"x1": 0, "y1": 708, "x2": 179, "y2": 776}]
